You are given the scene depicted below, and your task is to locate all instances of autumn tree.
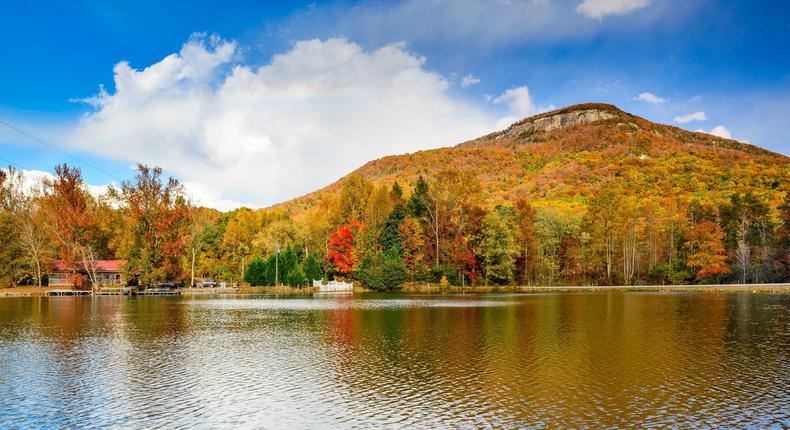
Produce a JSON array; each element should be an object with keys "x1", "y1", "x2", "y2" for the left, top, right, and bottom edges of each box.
[
  {"x1": 398, "y1": 216, "x2": 427, "y2": 281},
  {"x1": 583, "y1": 185, "x2": 621, "y2": 283},
  {"x1": 333, "y1": 175, "x2": 372, "y2": 226},
  {"x1": 111, "y1": 165, "x2": 189, "y2": 286},
  {"x1": 40, "y1": 164, "x2": 105, "y2": 289},
  {"x1": 514, "y1": 198, "x2": 537, "y2": 284},
  {"x1": 776, "y1": 193, "x2": 790, "y2": 281},
  {"x1": 684, "y1": 220, "x2": 729, "y2": 282},
  {"x1": 423, "y1": 169, "x2": 482, "y2": 268},
  {"x1": 187, "y1": 207, "x2": 218, "y2": 287},
  {"x1": 327, "y1": 220, "x2": 363, "y2": 275}
]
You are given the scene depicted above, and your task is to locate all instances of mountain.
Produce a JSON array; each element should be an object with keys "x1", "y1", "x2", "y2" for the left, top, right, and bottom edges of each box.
[{"x1": 278, "y1": 103, "x2": 788, "y2": 216}]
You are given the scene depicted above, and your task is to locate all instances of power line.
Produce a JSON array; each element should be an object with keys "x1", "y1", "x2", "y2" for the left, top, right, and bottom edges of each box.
[
  {"x1": 0, "y1": 156, "x2": 26, "y2": 171},
  {"x1": 0, "y1": 118, "x2": 122, "y2": 182}
]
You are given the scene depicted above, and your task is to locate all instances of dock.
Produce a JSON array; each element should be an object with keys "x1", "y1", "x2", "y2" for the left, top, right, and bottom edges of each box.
[
  {"x1": 45, "y1": 287, "x2": 181, "y2": 297},
  {"x1": 95, "y1": 287, "x2": 132, "y2": 296},
  {"x1": 47, "y1": 289, "x2": 92, "y2": 296},
  {"x1": 132, "y1": 288, "x2": 181, "y2": 296}
]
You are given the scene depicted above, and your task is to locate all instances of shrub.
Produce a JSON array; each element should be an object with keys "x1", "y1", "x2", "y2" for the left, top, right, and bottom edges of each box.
[{"x1": 359, "y1": 251, "x2": 408, "y2": 291}]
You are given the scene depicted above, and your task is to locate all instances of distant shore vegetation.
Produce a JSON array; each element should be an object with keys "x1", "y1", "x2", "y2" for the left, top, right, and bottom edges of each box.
[{"x1": 1, "y1": 162, "x2": 788, "y2": 291}]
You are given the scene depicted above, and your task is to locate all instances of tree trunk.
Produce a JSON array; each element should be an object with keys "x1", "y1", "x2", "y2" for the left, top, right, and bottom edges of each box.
[{"x1": 191, "y1": 247, "x2": 196, "y2": 287}]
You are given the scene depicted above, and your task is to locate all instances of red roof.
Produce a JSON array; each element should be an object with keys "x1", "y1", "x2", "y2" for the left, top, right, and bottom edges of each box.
[{"x1": 52, "y1": 260, "x2": 127, "y2": 272}]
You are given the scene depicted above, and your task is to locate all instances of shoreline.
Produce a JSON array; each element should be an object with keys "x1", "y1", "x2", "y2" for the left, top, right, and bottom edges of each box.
[{"x1": 1, "y1": 283, "x2": 788, "y2": 297}]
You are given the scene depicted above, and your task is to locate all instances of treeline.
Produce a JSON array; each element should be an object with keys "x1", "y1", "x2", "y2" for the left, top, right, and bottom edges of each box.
[{"x1": 1, "y1": 164, "x2": 788, "y2": 290}]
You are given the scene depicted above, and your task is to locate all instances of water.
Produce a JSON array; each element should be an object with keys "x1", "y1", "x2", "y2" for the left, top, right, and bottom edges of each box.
[{"x1": 0, "y1": 292, "x2": 787, "y2": 429}]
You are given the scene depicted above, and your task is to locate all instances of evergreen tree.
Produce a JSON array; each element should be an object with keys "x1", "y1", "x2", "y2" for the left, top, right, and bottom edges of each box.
[
  {"x1": 303, "y1": 254, "x2": 322, "y2": 282},
  {"x1": 379, "y1": 205, "x2": 406, "y2": 255},
  {"x1": 285, "y1": 264, "x2": 307, "y2": 287},
  {"x1": 244, "y1": 257, "x2": 268, "y2": 286},
  {"x1": 408, "y1": 175, "x2": 430, "y2": 218}
]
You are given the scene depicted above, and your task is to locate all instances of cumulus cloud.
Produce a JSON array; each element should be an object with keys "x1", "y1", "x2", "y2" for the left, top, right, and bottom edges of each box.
[
  {"x1": 461, "y1": 74, "x2": 481, "y2": 87},
  {"x1": 674, "y1": 111, "x2": 707, "y2": 123},
  {"x1": 5, "y1": 168, "x2": 111, "y2": 199},
  {"x1": 70, "y1": 35, "x2": 498, "y2": 209},
  {"x1": 493, "y1": 86, "x2": 535, "y2": 129},
  {"x1": 635, "y1": 92, "x2": 666, "y2": 104},
  {"x1": 576, "y1": 0, "x2": 652, "y2": 18},
  {"x1": 696, "y1": 125, "x2": 732, "y2": 139}
]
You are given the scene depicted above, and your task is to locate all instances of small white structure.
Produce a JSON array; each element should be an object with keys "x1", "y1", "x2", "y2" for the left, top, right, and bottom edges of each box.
[{"x1": 314, "y1": 279, "x2": 353, "y2": 293}]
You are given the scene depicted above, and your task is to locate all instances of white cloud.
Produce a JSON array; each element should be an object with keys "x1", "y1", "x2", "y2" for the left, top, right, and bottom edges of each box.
[
  {"x1": 70, "y1": 35, "x2": 498, "y2": 209},
  {"x1": 461, "y1": 74, "x2": 481, "y2": 87},
  {"x1": 576, "y1": 0, "x2": 652, "y2": 19},
  {"x1": 4, "y1": 168, "x2": 111, "y2": 199},
  {"x1": 674, "y1": 111, "x2": 707, "y2": 123},
  {"x1": 696, "y1": 125, "x2": 732, "y2": 139},
  {"x1": 635, "y1": 92, "x2": 667, "y2": 104},
  {"x1": 493, "y1": 86, "x2": 534, "y2": 129}
]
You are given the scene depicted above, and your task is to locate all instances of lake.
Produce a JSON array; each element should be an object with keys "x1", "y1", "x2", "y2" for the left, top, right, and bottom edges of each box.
[{"x1": 0, "y1": 292, "x2": 787, "y2": 429}]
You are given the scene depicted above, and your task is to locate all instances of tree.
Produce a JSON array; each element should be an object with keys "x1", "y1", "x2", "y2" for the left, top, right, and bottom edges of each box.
[
  {"x1": 0, "y1": 167, "x2": 26, "y2": 286},
  {"x1": 398, "y1": 216, "x2": 427, "y2": 280},
  {"x1": 327, "y1": 220, "x2": 363, "y2": 275},
  {"x1": 777, "y1": 193, "x2": 790, "y2": 281},
  {"x1": 303, "y1": 254, "x2": 322, "y2": 282},
  {"x1": 379, "y1": 205, "x2": 406, "y2": 255},
  {"x1": 285, "y1": 264, "x2": 307, "y2": 287},
  {"x1": 478, "y1": 205, "x2": 520, "y2": 285},
  {"x1": 359, "y1": 250, "x2": 408, "y2": 291},
  {"x1": 514, "y1": 198, "x2": 537, "y2": 284},
  {"x1": 333, "y1": 175, "x2": 372, "y2": 226},
  {"x1": 583, "y1": 185, "x2": 621, "y2": 283},
  {"x1": 18, "y1": 194, "x2": 52, "y2": 287},
  {"x1": 408, "y1": 175, "x2": 430, "y2": 218},
  {"x1": 40, "y1": 164, "x2": 104, "y2": 289},
  {"x1": 110, "y1": 165, "x2": 189, "y2": 286},
  {"x1": 685, "y1": 220, "x2": 729, "y2": 282},
  {"x1": 422, "y1": 169, "x2": 482, "y2": 268},
  {"x1": 187, "y1": 208, "x2": 217, "y2": 287},
  {"x1": 244, "y1": 257, "x2": 268, "y2": 286}
]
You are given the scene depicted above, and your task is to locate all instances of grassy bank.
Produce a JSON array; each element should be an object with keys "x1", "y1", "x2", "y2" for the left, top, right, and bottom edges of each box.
[
  {"x1": 2, "y1": 283, "x2": 788, "y2": 297},
  {"x1": 398, "y1": 282, "x2": 790, "y2": 293}
]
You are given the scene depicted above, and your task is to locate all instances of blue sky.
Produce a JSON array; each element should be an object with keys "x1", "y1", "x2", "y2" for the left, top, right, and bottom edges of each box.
[{"x1": 1, "y1": 0, "x2": 788, "y2": 208}]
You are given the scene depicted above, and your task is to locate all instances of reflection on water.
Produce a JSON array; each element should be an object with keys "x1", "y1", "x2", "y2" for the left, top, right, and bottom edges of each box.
[{"x1": 0, "y1": 292, "x2": 787, "y2": 429}]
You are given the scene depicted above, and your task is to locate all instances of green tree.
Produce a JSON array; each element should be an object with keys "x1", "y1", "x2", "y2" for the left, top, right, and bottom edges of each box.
[
  {"x1": 244, "y1": 257, "x2": 268, "y2": 286},
  {"x1": 359, "y1": 251, "x2": 408, "y2": 291},
  {"x1": 479, "y1": 205, "x2": 520, "y2": 285},
  {"x1": 379, "y1": 205, "x2": 406, "y2": 255},
  {"x1": 285, "y1": 264, "x2": 307, "y2": 287},
  {"x1": 303, "y1": 253, "x2": 322, "y2": 282}
]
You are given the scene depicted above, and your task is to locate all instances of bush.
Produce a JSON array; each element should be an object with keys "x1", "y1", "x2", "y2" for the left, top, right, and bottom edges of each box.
[{"x1": 359, "y1": 251, "x2": 408, "y2": 291}]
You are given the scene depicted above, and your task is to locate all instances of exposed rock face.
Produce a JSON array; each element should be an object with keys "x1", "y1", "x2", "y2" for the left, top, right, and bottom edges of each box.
[{"x1": 500, "y1": 108, "x2": 616, "y2": 138}]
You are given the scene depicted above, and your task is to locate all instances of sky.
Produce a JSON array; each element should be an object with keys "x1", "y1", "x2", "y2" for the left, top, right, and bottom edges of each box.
[{"x1": 1, "y1": 0, "x2": 788, "y2": 210}]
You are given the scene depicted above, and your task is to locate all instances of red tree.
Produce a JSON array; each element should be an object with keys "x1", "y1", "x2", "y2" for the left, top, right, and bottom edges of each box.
[{"x1": 327, "y1": 220, "x2": 363, "y2": 274}]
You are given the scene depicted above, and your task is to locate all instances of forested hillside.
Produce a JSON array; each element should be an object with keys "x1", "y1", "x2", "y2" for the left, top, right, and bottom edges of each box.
[{"x1": 1, "y1": 104, "x2": 788, "y2": 289}]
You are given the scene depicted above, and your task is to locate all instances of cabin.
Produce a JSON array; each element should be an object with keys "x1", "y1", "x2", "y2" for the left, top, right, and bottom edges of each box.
[{"x1": 49, "y1": 260, "x2": 127, "y2": 288}]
